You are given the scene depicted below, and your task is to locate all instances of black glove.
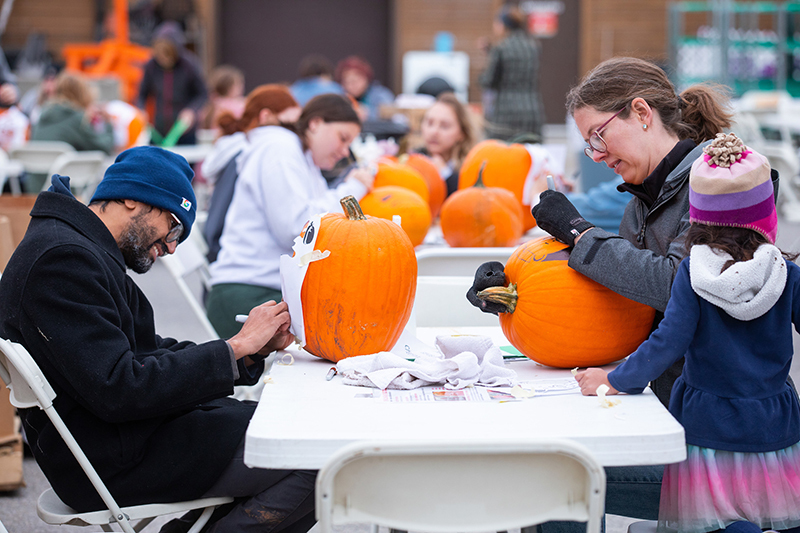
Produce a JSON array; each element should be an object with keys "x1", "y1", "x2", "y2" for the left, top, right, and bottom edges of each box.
[
  {"x1": 531, "y1": 190, "x2": 594, "y2": 247},
  {"x1": 466, "y1": 261, "x2": 507, "y2": 315}
]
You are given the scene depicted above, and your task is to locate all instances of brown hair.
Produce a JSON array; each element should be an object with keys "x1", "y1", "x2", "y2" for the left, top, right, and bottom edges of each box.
[
  {"x1": 685, "y1": 224, "x2": 797, "y2": 271},
  {"x1": 427, "y1": 92, "x2": 475, "y2": 167},
  {"x1": 566, "y1": 57, "x2": 732, "y2": 145},
  {"x1": 217, "y1": 84, "x2": 298, "y2": 136},
  {"x1": 209, "y1": 65, "x2": 244, "y2": 97},
  {"x1": 295, "y1": 93, "x2": 360, "y2": 147},
  {"x1": 53, "y1": 72, "x2": 95, "y2": 110}
]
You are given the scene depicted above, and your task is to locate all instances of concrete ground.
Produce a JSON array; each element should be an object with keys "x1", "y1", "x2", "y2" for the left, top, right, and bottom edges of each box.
[{"x1": 2, "y1": 213, "x2": 800, "y2": 533}]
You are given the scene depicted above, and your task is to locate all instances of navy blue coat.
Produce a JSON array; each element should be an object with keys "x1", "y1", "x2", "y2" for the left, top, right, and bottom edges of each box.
[
  {"x1": 0, "y1": 188, "x2": 263, "y2": 511},
  {"x1": 609, "y1": 258, "x2": 800, "y2": 453}
]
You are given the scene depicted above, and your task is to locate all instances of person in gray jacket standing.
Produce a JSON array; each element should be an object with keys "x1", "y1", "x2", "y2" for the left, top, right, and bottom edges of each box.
[{"x1": 479, "y1": 5, "x2": 544, "y2": 141}]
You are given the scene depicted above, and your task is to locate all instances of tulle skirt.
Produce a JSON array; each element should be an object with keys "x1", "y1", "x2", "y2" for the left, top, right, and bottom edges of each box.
[{"x1": 658, "y1": 443, "x2": 800, "y2": 533}]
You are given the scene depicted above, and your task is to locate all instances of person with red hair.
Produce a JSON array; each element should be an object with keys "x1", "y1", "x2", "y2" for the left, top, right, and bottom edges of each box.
[
  {"x1": 335, "y1": 55, "x2": 394, "y2": 122},
  {"x1": 201, "y1": 84, "x2": 302, "y2": 264}
]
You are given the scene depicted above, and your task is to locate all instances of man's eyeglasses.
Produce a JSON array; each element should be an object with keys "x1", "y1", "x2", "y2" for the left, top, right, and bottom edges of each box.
[
  {"x1": 583, "y1": 107, "x2": 626, "y2": 158},
  {"x1": 165, "y1": 212, "x2": 183, "y2": 244}
]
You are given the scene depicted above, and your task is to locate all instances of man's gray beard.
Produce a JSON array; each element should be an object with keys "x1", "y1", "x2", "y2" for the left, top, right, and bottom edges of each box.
[{"x1": 117, "y1": 212, "x2": 160, "y2": 274}]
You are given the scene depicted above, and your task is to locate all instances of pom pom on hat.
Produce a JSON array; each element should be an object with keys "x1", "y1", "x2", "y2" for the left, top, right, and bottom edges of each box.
[
  {"x1": 689, "y1": 132, "x2": 776, "y2": 243},
  {"x1": 91, "y1": 146, "x2": 196, "y2": 243}
]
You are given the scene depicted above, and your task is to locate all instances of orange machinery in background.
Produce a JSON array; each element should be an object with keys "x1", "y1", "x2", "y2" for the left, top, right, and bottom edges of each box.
[{"x1": 61, "y1": 0, "x2": 151, "y2": 103}]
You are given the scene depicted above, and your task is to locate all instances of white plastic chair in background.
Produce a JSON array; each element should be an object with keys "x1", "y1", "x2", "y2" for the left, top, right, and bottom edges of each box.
[
  {"x1": 316, "y1": 438, "x2": 606, "y2": 533},
  {"x1": 0, "y1": 337, "x2": 232, "y2": 533},
  {"x1": 414, "y1": 275, "x2": 499, "y2": 327},
  {"x1": 159, "y1": 237, "x2": 217, "y2": 342},
  {"x1": 415, "y1": 246, "x2": 516, "y2": 277},
  {"x1": 9, "y1": 141, "x2": 75, "y2": 175},
  {"x1": 44, "y1": 151, "x2": 111, "y2": 201}
]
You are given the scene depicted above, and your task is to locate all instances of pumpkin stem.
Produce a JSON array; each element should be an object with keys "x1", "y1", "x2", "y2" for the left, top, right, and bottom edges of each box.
[
  {"x1": 474, "y1": 161, "x2": 487, "y2": 188},
  {"x1": 341, "y1": 195, "x2": 367, "y2": 221},
  {"x1": 476, "y1": 283, "x2": 518, "y2": 313}
]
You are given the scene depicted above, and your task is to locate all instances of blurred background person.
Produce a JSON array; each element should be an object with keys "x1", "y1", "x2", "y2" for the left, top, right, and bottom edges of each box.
[
  {"x1": 414, "y1": 92, "x2": 475, "y2": 196},
  {"x1": 289, "y1": 54, "x2": 344, "y2": 107},
  {"x1": 199, "y1": 64, "x2": 246, "y2": 134},
  {"x1": 19, "y1": 64, "x2": 58, "y2": 127},
  {"x1": 206, "y1": 94, "x2": 374, "y2": 338},
  {"x1": 479, "y1": 5, "x2": 544, "y2": 141},
  {"x1": 31, "y1": 71, "x2": 114, "y2": 192},
  {"x1": 201, "y1": 84, "x2": 301, "y2": 265},
  {"x1": 335, "y1": 55, "x2": 394, "y2": 122},
  {"x1": 137, "y1": 21, "x2": 208, "y2": 145}
]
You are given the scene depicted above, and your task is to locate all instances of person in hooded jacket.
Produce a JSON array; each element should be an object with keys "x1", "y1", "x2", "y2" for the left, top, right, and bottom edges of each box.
[
  {"x1": 30, "y1": 71, "x2": 115, "y2": 192},
  {"x1": 136, "y1": 21, "x2": 208, "y2": 145}
]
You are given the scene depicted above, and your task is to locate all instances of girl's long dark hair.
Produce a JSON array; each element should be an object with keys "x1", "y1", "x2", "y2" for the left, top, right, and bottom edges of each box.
[{"x1": 685, "y1": 224, "x2": 797, "y2": 272}]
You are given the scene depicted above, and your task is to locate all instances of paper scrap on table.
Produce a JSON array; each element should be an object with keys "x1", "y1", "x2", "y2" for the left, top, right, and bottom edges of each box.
[
  {"x1": 279, "y1": 213, "x2": 327, "y2": 347},
  {"x1": 596, "y1": 384, "x2": 621, "y2": 408}
]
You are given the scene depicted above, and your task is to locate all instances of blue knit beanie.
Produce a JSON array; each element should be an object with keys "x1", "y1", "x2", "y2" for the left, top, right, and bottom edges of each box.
[{"x1": 91, "y1": 146, "x2": 196, "y2": 243}]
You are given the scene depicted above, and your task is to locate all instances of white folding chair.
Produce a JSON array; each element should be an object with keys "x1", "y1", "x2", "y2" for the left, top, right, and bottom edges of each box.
[
  {"x1": 0, "y1": 337, "x2": 232, "y2": 533},
  {"x1": 416, "y1": 246, "x2": 516, "y2": 276},
  {"x1": 316, "y1": 438, "x2": 606, "y2": 533},
  {"x1": 159, "y1": 237, "x2": 218, "y2": 342},
  {"x1": 44, "y1": 151, "x2": 111, "y2": 201},
  {"x1": 414, "y1": 275, "x2": 499, "y2": 327},
  {"x1": 9, "y1": 140, "x2": 75, "y2": 174}
]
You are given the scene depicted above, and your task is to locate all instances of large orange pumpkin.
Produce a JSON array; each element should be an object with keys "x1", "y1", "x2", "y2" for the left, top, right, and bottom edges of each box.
[
  {"x1": 477, "y1": 237, "x2": 656, "y2": 368},
  {"x1": 458, "y1": 140, "x2": 549, "y2": 231},
  {"x1": 401, "y1": 153, "x2": 447, "y2": 219},
  {"x1": 374, "y1": 159, "x2": 430, "y2": 204},
  {"x1": 301, "y1": 196, "x2": 418, "y2": 362},
  {"x1": 440, "y1": 166, "x2": 524, "y2": 247},
  {"x1": 360, "y1": 186, "x2": 432, "y2": 247}
]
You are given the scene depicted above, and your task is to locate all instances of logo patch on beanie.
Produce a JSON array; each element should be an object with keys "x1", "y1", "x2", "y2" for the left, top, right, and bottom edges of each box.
[{"x1": 181, "y1": 198, "x2": 192, "y2": 211}]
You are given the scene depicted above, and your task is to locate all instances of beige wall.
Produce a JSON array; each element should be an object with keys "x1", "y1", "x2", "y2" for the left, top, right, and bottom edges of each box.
[
  {"x1": 3, "y1": 0, "x2": 95, "y2": 60},
  {"x1": 579, "y1": 0, "x2": 671, "y2": 75},
  {"x1": 393, "y1": 0, "x2": 503, "y2": 103}
]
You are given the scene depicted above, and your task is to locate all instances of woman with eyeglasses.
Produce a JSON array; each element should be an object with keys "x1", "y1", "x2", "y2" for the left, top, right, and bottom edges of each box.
[{"x1": 529, "y1": 57, "x2": 781, "y2": 533}]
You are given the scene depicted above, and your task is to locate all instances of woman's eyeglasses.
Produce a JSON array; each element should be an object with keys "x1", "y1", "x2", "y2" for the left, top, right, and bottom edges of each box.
[
  {"x1": 583, "y1": 107, "x2": 626, "y2": 158},
  {"x1": 165, "y1": 212, "x2": 183, "y2": 244}
]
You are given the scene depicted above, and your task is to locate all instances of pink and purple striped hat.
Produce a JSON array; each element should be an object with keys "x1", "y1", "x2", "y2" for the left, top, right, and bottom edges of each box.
[{"x1": 689, "y1": 132, "x2": 776, "y2": 243}]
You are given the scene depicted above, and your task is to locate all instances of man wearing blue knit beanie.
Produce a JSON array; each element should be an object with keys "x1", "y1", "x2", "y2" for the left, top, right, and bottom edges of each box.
[{"x1": 0, "y1": 146, "x2": 316, "y2": 533}]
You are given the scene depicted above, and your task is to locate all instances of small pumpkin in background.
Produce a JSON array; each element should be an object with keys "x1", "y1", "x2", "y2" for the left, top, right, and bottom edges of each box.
[
  {"x1": 440, "y1": 163, "x2": 524, "y2": 247},
  {"x1": 360, "y1": 185, "x2": 432, "y2": 247},
  {"x1": 459, "y1": 140, "x2": 557, "y2": 231},
  {"x1": 301, "y1": 195, "x2": 418, "y2": 363},
  {"x1": 476, "y1": 237, "x2": 656, "y2": 368},
  {"x1": 400, "y1": 153, "x2": 447, "y2": 219},
  {"x1": 374, "y1": 158, "x2": 430, "y2": 204}
]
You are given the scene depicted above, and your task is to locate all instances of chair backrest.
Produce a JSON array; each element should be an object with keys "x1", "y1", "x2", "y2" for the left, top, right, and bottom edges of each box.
[
  {"x1": 159, "y1": 238, "x2": 218, "y2": 341},
  {"x1": 414, "y1": 276, "x2": 499, "y2": 327},
  {"x1": 44, "y1": 151, "x2": 111, "y2": 200},
  {"x1": 0, "y1": 338, "x2": 137, "y2": 533},
  {"x1": 316, "y1": 438, "x2": 606, "y2": 533},
  {"x1": 416, "y1": 247, "x2": 516, "y2": 277},
  {"x1": 9, "y1": 141, "x2": 76, "y2": 174}
]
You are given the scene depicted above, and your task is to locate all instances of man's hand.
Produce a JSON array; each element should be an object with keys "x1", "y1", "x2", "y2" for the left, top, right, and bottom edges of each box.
[
  {"x1": 574, "y1": 368, "x2": 617, "y2": 396},
  {"x1": 177, "y1": 108, "x2": 196, "y2": 129},
  {"x1": 531, "y1": 190, "x2": 594, "y2": 247},
  {"x1": 228, "y1": 301, "x2": 292, "y2": 360}
]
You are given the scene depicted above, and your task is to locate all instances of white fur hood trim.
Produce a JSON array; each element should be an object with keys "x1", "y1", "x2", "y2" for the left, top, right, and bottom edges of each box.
[{"x1": 690, "y1": 243, "x2": 787, "y2": 321}]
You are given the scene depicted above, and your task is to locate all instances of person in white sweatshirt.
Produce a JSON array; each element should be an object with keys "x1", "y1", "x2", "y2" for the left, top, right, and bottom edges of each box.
[
  {"x1": 206, "y1": 93, "x2": 374, "y2": 337},
  {"x1": 201, "y1": 84, "x2": 302, "y2": 263}
]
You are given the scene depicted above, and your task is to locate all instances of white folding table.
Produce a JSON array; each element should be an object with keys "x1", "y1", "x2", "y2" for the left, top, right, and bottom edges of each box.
[{"x1": 244, "y1": 326, "x2": 686, "y2": 469}]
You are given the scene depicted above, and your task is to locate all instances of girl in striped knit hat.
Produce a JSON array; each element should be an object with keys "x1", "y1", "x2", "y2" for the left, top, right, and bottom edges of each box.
[{"x1": 576, "y1": 132, "x2": 800, "y2": 533}]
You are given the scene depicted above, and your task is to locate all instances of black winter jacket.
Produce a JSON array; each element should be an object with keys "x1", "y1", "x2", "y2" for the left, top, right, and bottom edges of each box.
[{"x1": 0, "y1": 188, "x2": 262, "y2": 511}]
